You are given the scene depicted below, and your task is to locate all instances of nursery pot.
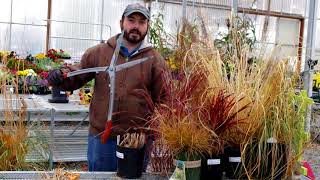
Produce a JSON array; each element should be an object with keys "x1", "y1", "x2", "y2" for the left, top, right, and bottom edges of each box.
[
  {"x1": 200, "y1": 154, "x2": 223, "y2": 180},
  {"x1": 174, "y1": 152, "x2": 201, "y2": 180},
  {"x1": 245, "y1": 139, "x2": 287, "y2": 179},
  {"x1": 265, "y1": 141, "x2": 287, "y2": 179},
  {"x1": 48, "y1": 87, "x2": 69, "y2": 103},
  {"x1": 116, "y1": 145, "x2": 145, "y2": 179},
  {"x1": 224, "y1": 146, "x2": 243, "y2": 179}
]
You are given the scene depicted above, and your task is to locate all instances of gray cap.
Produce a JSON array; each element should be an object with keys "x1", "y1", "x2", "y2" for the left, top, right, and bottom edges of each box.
[{"x1": 123, "y1": 3, "x2": 150, "y2": 20}]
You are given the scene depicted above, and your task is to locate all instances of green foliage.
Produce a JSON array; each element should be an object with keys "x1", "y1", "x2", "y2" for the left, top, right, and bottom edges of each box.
[
  {"x1": 33, "y1": 57, "x2": 63, "y2": 72},
  {"x1": 291, "y1": 90, "x2": 313, "y2": 157},
  {"x1": 214, "y1": 15, "x2": 256, "y2": 61},
  {"x1": 149, "y1": 12, "x2": 173, "y2": 58},
  {"x1": 84, "y1": 79, "x2": 94, "y2": 88}
]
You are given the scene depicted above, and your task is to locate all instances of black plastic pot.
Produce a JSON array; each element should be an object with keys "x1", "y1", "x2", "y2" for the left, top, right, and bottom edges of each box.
[
  {"x1": 265, "y1": 142, "x2": 287, "y2": 179},
  {"x1": 116, "y1": 145, "x2": 145, "y2": 179},
  {"x1": 48, "y1": 87, "x2": 69, "y2": 103},
  {"x1": 201, "y1": 154, "x2": 223, "y2": 180},
  {"x1": 224, "y1": 146, "x2": 243, "y2": 179},
  {"x1": 245, "y1": 141, "x2": 287, "y2": 179}
]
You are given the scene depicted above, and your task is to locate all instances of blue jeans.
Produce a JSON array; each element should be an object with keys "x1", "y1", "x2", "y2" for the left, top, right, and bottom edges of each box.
[
  {"x1": 87, "y1": 133, "x2": 152, "y2": 172},
  {"x1": 87, "y1": 134, "x2": 117, "y2": 171}
]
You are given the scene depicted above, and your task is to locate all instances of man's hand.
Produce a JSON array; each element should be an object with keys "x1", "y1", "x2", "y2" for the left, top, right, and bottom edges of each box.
[
  {"x1": 46, "y1": 65, "x2": 79, "y2": 86},
  {"x1": 47, "y1": 69, "x2": 63, "y2": 86}
]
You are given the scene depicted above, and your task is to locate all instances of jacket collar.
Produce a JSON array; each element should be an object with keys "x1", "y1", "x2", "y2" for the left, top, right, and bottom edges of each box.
[{"x1": 107, "y1": 34, "x2": 152, "y2": 57}]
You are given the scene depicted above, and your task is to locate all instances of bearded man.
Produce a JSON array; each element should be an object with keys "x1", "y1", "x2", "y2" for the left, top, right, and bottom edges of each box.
[{"x1": 47, "y1": 3, "x2": 169, "y2": 171}]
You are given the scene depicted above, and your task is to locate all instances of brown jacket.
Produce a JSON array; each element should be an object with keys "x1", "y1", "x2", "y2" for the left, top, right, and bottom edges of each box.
[{"x1": 60, "y1": 34, "x2": 169, "y2": 137}]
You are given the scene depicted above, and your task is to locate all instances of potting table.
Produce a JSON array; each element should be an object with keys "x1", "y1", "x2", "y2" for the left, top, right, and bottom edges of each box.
[{"x1": 0, "y1": 94, "x2": 89, "y2": 169}]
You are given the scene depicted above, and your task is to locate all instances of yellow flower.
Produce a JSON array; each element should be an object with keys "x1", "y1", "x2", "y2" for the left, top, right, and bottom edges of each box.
[
  {"x1": 314, "y1": 72, "x2": 320, "y2": 88},
  {"x1": 0, "y1": 51, "x2": 9, "y2": 57},
  {"x1": 35, "y1": 53, "x2": 46, "y2": 59},
  {"x1": 167, "y1": 57, "x2": 178, "y2": 70},
  {"x1": 16, "y1": 69, "x2": 37, "y2": 76}
]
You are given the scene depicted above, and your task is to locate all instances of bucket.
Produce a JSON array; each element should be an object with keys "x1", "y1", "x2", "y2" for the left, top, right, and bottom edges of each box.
[
  {"x1": 116, "y1": 145, "x2": 145, "y2": 179},
  {"x1": 174, "y1": 152, "x2": 201, "y2": 180},
  {"x1": 201, "y1": 154, "x2": 223, "y2": 180}
]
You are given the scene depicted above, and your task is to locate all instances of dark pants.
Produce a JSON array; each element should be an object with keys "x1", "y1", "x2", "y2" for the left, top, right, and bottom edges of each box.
[{"x1": 87, "y1": 133, "x2": 152, "y2": 171}]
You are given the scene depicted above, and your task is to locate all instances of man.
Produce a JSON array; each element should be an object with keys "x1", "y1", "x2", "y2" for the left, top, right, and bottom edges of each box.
[{"x1": 47, "y1": 3, "x2": 169, "y2": 171}]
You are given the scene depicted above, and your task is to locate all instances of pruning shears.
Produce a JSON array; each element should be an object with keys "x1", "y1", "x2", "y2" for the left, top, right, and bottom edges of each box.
[{"x1": 66, "y1": 31, "x2": 152, "y2": 143}]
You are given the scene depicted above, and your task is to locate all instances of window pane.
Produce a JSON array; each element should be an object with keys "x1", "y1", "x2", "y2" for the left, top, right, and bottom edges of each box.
[
  {"x1": 103, "y1": 0, "x2": 143, "y2": 36},
  {"x1": 0, "y1": 0, "x2": 11, "y2": 22},
  {"x1": 276, "y1": 18, "x2": 300, "y2": 46},
  {"x1": 50, "y1": 0, "x2": 143, "y2": 57},
  {"x1": 51, "y1": 39, "x2": 98, "y2": 59},
  {"x1": 318, "y1": 0, "x2": 320, "y2": 18},
  {"x1": 0, "y1": 24, "x2": 10, "y2": 50},
  {"x1": 12, "y1": 0, "x2": 47, "y2": 25},
  {"x1": 51, "y1": 0, "x2": 103, "y2": 57},
  {"x1": 270, "y1": 0, "x2": 307, "y2": 15},
  {"x1": 50, "y1": 21, "x2": 102, "y2": 40},
  {"x1": 10, "y1": 24, "x2": 46, "y2": 56}
]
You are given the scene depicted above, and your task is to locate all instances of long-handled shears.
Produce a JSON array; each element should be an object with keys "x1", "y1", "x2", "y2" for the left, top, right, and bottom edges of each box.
[{"x1": 67, "y1": 31, "x2": 152, "y2": 143}]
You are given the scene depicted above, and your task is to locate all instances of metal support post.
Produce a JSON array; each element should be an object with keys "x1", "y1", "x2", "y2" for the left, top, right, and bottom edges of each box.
[
  {"x1": 8, "y1": 0, "x2": 13, "y2": 50},
  {"x1": 232, "y1": 0, "x2": 238, "y2": 16},
  {"x1": 45, "y1": 0, "x2": 52, "y2": 52},
  {"x1": 304, "y1": 0, "x2": 319, "y2": 133},
  {"x1": 49, "y1": 108, "x2": 55, "y2": 170},
  {"x1": 182, "y1": 0, "x2": 187, "y2": 21},
  {"x1": 99, "y1": 0, "x2": 104, "y2": 43}
]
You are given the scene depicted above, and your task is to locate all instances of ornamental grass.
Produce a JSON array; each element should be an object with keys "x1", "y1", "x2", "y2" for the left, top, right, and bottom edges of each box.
[
  {"x1": 0, "y1": 59, "x2": 29, "y2": 170},
  {"x1": 151, "y1": 69, "x2": 214, "y2": 157},
  {"x1": 148, "y1": 15, "x2": 309, "y2": 178}
]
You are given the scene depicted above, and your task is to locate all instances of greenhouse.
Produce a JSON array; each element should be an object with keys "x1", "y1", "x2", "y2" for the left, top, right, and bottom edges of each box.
[{"x1": 0, "y1": 0, "x2": 319, "y2": 179}]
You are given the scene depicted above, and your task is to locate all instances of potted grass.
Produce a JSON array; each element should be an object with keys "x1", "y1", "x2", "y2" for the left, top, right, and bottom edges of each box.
[
  {"x1": 198, "y1": 89, "x2": 251, "y2": 180},
  {"x1": 238, "y1": 59, "x2": 313, "y2": 179},
  {"x1": 183, "y1": 39, "x2": 255, "y2": 179},
  {"x1": 149, "y1": 69, "x2": 213, "y2": 180},
  {"x1": 116, "y1": 132, "x2": 146, "y2": 179}
]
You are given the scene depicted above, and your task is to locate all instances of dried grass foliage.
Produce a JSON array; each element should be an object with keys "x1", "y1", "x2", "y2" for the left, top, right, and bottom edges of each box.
[
  {"x1": 42, "y1": 168, "x2": 80, "y2": 180},
  {"x1": 0, "y1": 59, "x2": 30, "y2": 170}
]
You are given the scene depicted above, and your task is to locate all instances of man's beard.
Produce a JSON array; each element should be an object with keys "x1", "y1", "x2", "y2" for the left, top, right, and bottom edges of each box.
[{"x1": 124, "y1": 29, "x2": 147, "y2": 44}]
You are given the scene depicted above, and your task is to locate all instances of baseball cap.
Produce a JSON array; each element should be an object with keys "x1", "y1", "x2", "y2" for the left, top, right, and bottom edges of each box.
[{"x1": 123, "y1": 3, "x2": 150, "y2": 20}]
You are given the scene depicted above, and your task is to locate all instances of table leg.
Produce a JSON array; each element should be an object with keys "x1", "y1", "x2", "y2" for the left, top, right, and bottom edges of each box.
[{"x1": 49, "y1": 108, "x2": 55, "y2": 170}]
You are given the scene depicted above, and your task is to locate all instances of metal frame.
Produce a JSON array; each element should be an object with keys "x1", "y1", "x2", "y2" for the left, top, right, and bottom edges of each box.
[
  {"x1": 156, "y1": 0, "x2": 305, "y2": 70},
  {"x1": 304, "y1": 0, "x2": 319, "y2": 133},
  {"x1": 3, "y1": 0, "x2": 112, "y2": 57}
]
